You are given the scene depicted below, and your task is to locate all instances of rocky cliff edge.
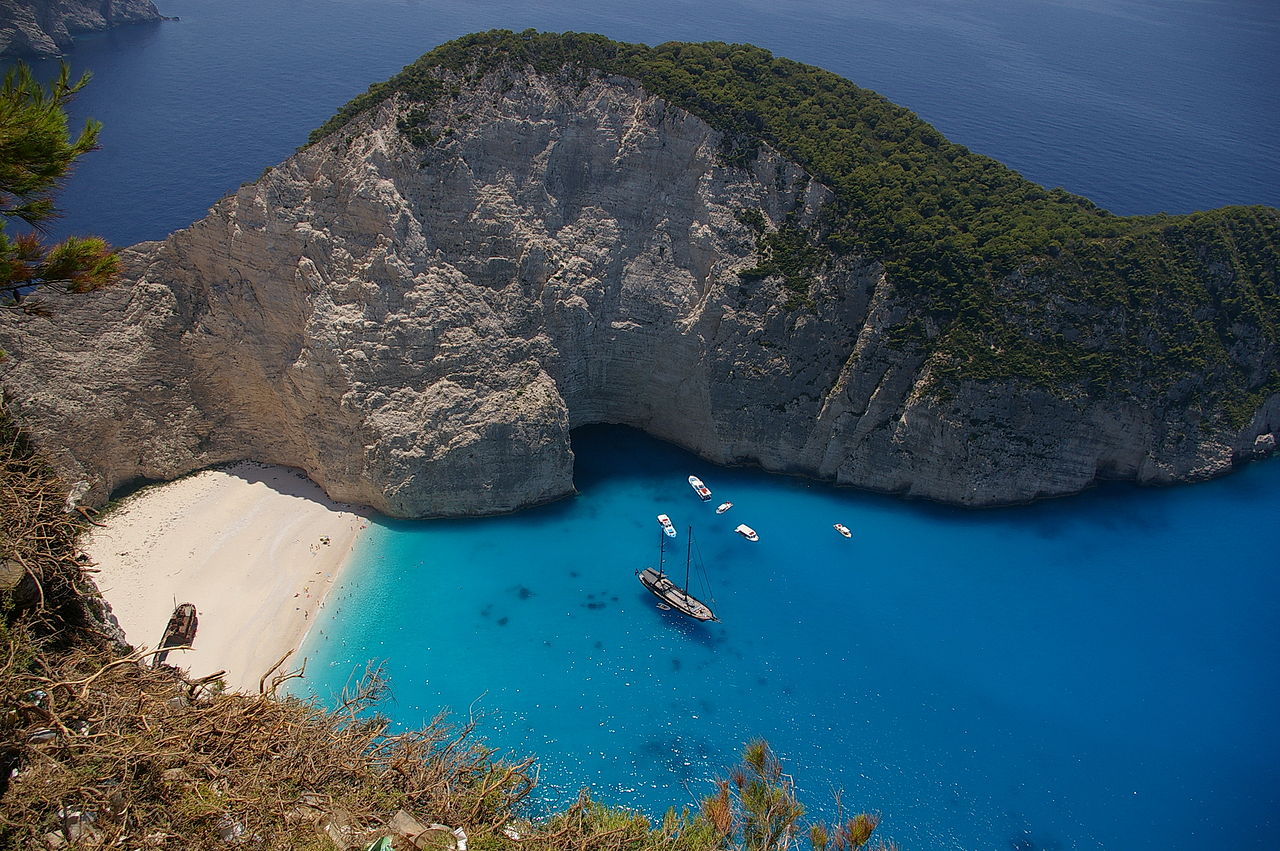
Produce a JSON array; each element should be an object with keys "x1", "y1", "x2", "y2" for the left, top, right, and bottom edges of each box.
[
  {"x1": 0, "y1": 0, "x2": 162, "y2": 58},
  {"x1": 1, "y1": 64, "x2": 1276, "y2": 516}
]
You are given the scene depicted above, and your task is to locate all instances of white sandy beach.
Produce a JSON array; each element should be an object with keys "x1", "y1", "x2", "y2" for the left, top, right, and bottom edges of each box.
[{"x1": 83, "y1": 462, "x2": 367, "y2": 693}]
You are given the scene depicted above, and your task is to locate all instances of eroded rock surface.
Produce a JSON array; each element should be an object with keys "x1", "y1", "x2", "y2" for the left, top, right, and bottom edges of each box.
[
  {"x1": 1, "y1": 67, "x2": 1275, "y2": 516},
  {"x1": 0, "y1": 0, "x2": 162, "y2": 58}
]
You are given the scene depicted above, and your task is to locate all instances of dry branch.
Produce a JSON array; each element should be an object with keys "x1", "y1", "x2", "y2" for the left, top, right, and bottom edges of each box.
[{"x1": 1, "y1": 406, "x2": 886, "y2": 851}]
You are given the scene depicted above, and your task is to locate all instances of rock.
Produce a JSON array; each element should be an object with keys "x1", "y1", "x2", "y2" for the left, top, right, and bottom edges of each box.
[
  {"x1": 388, "y1": 810, "x2": 427, "y2": 842},
  {"x1": 1254, "y1": 433, "x2": 1276, "y2": 457},
  {"x1": 387, "y1": 811, "x2": 466, "y2": 850},
  {"x1": 284, "y1": 804, "x2": 324, "y2": 826},
  {"x1": 0, "y1": 560, "x2": 41, "y2": 609},
  {"x1": 0, "y1": 0, "x2": 164, "y2": 59},
  {"x1": 0, "y1": 62, "x2": 1276, "y2": 515},
  {"x1": 160, "y1": 767, "x2": 191, "y2": 786},
  {"x1": 318, "y1": 808, "x2": 356, "y2": 850},
  {"x1": 421, "y1": 824, "x2": 467, "y2": 851},
  {"x1": 215, "y1": 813, "x2": 245, "y2": 843}
]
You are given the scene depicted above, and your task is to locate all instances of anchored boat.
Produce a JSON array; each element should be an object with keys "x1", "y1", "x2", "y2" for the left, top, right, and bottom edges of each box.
[
  {"x1": 834, "y1": 523, "x2": 852, "y2": 538},
  {"x1": 688, "y1": 475, "x2": 712, "y2": 501},
  {"x1": 657, "y1": 513, "x2": 677, "y2": 537},
  {"x1": 734, "y1": 524, "x2": 759, "y2": 542},
  {"x1": 637, "y1": 527, "x2": 717, "y2": 622}
]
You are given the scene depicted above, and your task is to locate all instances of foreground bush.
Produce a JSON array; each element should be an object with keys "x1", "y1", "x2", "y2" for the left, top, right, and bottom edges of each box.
[{"x1": 0, "y1": 408, "x2": 893, "y2": 850}]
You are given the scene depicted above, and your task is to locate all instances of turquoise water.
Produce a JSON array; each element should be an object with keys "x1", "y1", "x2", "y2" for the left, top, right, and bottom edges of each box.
[
  {"x1": 10, "y1": 0, "x2": 1278, "y2": 845},
  {"x1": 298, "y1": 427, "x2": 1280, "y2": 849}
]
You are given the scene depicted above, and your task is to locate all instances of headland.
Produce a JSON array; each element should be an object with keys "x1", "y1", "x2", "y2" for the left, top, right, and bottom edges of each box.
[{"x1": 2, "y1": 32, "x2": 1275, "y2": 520}]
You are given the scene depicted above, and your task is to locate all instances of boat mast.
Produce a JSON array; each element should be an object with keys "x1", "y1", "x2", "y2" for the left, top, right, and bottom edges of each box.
[
  {"x1": 658, "y1": 528, "x2": 666, "y2": 577},
  {"x1": 684, "y1": 527, "x2": 693, "y2": 597}
]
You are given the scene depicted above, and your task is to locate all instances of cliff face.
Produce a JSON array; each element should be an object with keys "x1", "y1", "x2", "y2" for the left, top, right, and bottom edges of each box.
[
  {"x1": 0, "y1": 0, "x2": 161, "y2": 58},
  {"x1": 1, "y1": 66, "x2": 1276, "y2": 517}
]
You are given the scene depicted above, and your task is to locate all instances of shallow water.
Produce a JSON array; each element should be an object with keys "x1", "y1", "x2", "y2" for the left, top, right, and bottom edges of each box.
[
  {"x1": 298, "y1": 426, "x2": 1280, "y2": 849},
  {"x1": 11, "y1": 0, "x2": 1279, "y2": 845}
]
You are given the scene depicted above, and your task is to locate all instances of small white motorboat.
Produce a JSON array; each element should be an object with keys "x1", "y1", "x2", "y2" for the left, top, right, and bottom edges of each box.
[
  {"x1": 833, "y1": 523, "x2": 852, "y2": 538},
  {"x1": 688, "y1": 475, "x2": 712, "y2": 501},
  {"x1": 734, "y1": 524, "x2": 759, "y2": 542},
  {"x1": 657, "y1": 513, "x2": 677, "y2": 537},
  {"x1": 715, "y1": 502, "x2": 733, "y2": 515}
]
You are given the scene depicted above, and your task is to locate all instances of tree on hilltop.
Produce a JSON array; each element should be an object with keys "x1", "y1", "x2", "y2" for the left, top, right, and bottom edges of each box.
[{"x1": 0, "y1": 62, "x2": 117, "y2": 316}]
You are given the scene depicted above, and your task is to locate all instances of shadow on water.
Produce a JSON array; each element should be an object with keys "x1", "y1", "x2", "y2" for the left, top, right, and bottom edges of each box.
[
  {"x1": 634, "y1": 594, "x2": 725, "y2": 649},
  {"x1": 571, "y1": 425, "x2": 699, "y2": 493},
  {"x1": 570, "y1": 424, "x2": 1189, "y2": 544},
  {"x1": 360, "y1": 425, "x2": 1277, "y2": 555},
  {"x1": 636, "y1": 734, "x2": 715, "y2": 784},
  {"x1": 28, "y1": 20, "x2": 166, "y2": 74}
]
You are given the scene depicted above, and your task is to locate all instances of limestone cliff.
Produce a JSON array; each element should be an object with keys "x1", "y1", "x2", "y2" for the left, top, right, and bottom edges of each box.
[
  {"x1": 1, "y1": 44, "x2": 1276, "y2": 517},
  {"x1": 0, "y1": 0, "x2": 161, "y2": 58}
]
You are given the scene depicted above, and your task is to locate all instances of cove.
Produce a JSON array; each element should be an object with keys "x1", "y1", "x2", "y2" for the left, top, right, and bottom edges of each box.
[{"x1": 297, "y1": 425, "x2": 1280, "y2": 850}]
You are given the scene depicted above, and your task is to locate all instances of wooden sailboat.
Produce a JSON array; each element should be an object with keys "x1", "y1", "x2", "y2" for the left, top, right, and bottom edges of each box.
[{"x1": 637, "y1": 526, "x2": 717, "y2": 621}]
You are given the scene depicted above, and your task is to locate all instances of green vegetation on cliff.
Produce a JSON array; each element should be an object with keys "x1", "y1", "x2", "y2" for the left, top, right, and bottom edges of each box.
[
  {"x1": 0, "y1": 63, "x2": 118, "y2": 324},
  {"x1": 311, "y1": 30, "x2": 1279, "y2": 421}
]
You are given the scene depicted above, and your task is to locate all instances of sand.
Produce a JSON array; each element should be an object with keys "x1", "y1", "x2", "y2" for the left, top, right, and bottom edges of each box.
[{"x1": 82, "y1": 462, "x2": 367, "y2": 693}]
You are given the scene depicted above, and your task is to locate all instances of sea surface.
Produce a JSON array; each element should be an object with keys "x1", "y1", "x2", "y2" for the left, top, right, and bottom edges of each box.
[
  {"x1": 11, "y1": 0, "x2": 1280, "y2": 848},
  {"x1": 299, "y1": 428, "x2": 1280, "y2": 850},
  {"x1": 26, "y1": 0, "x2": 1280, "y2": 249}
]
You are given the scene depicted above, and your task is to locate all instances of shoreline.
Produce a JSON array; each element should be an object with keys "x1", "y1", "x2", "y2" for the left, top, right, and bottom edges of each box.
[{"x1": 83, "y1": 462, "x2": 368, "y2": 693}]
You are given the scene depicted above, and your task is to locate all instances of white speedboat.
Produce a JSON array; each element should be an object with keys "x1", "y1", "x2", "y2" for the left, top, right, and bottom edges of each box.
[
  {"x1": 734, "y1": 524, "x2": 759, "y2": 542},
  {"x1": 688, "y1": 475, "x2": 712, "y2": 501},
  {"x1": 657, "y1": 513, "x2": 677, "y2": 537},
  {"x1": 715, "y1": 502, "x2": 733, "y2": 515},
  {"x1": 833, "y1": 523, "x2": 852, "y2": 538}
]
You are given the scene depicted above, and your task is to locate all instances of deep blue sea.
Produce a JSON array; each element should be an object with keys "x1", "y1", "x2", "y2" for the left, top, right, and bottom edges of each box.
[
  {"x1": 27, "y1": 0, "x2": 1280, "y2": 248},
  {"x1": 12, "y1": 0, "x2": 1280, "y2": 847},
  {"x1": 299, "y1": 428, "x2": 1280, "y2": 850}
]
